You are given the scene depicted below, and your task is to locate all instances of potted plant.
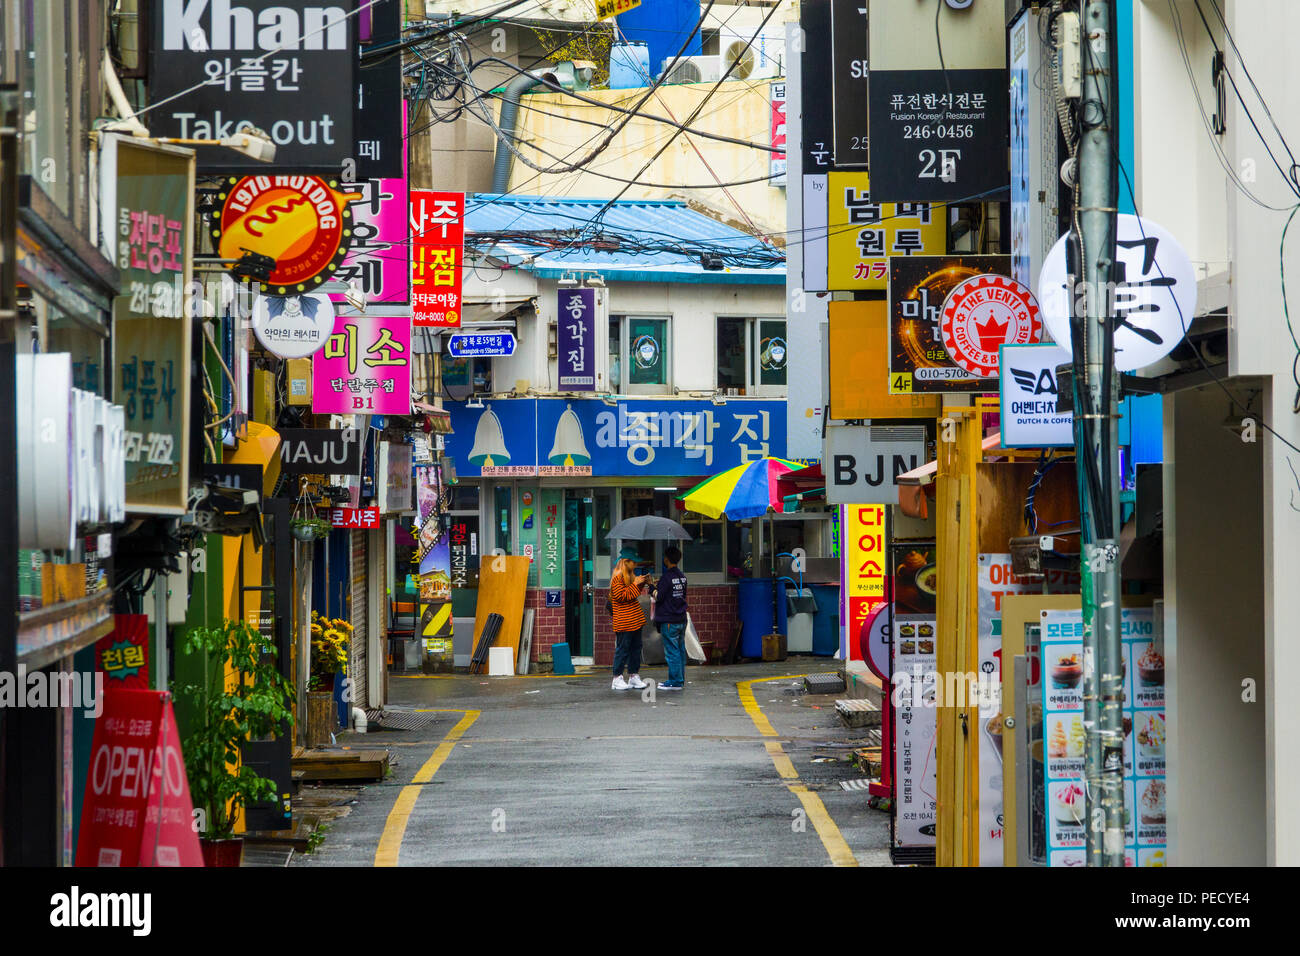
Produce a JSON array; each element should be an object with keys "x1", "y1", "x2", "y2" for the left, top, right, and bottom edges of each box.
[
  {"x1": 177, "y1": 618, "x2": 296, "y2": 867},
  {"x1": 306, "y1": 612, "x2": 351, "y2": 747},
  {"x1": 291, "y1": 515, "x2": 332, "y2": 541}
]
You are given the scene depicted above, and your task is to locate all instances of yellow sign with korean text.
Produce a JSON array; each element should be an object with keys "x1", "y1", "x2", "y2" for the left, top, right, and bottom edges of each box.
[
  {"x1": 845, "y1": 504, "x2": 887, "y2": 600},
  {"x1": 827, "y1": 171, "x2": 946, "y2": 290},
  {"x1": 597, "y1": 0, "x2": 642, "y2": 20}
]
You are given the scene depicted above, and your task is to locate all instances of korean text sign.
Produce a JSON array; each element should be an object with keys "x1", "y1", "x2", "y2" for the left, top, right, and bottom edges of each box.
[
  {"x1": 75, "y1": 690, "x2": 203, "y2": 867},
  {"x1": 312, "y1": 313, "x2": 412, "y2": 414},
  {"x1": 557, "y1": 288, "x2": 597, "y2": 390},
  {"x1": 827, "y1": 172, "x2": 945, "y2": 290},
  {"x1": 109, "y1": 137, "x2": 194, "y2": 514},
  {"x1": 331, "y1": 177, "x2": 409, "y2": 306},
  {"x1": 411, "y1": 190, "x2": 463, "y2": 327},
  {"x1": 444, "y1": 398, "x2": 788, "y2": 477},
  {"x1": 149, "y1": 0, "x2": 354, "y2": 172},
  {"x1": 842, "y1": 504, "x2": 887, "y2": 662}
]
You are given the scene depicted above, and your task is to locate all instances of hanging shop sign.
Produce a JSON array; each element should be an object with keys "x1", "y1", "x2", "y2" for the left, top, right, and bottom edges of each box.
[
  {"x1": 999, "y1": 343, "x2": 1074, "y2": 448},
  {"x1": 113, "y1": 298, "x2": 191, "y2": 515},
  {"x1": 939, "y1": 274, "x2": 1042, "y2": 379},
  {"x1": 100, "y1": 136, "x2": 194, "y2": 515},
  {"x1": 311, "y1": 312, "x2": 412, "y2": 415},
  {"x1": 867, "y1": 69, "x2": 1010, "y2": 202},
  {"x1": 830, "y1": 0, "x2": 870, "y2": 168},
  {"x1": 888, "y1": 254, "x2": 1018, "y2": 393},
  {"x1": 251, "y1": 292, "x2": 334, "y2": 358},
  {"x1": 75, "y1": 689, "x2": 203, "y2": 867},
  {"x1": 825, "y1": 424, "x2": 927, "y2": 505},
  {"x1": 212, "y1": 175, "x2": 362, "y2": 292},
  {"x1": 278, "y1": 428, "x2": 362, "y2": 474},
  {"x1": 1038, "y1": 215, "x2": 1198, "y2": 371},
  {"x1": 1040, "y1": 607, "x2": 1164, "y2": 867},
  {"x1": 799, "y1": 0, "x2": 835, "y2": 170},
  {"x1": 445, "y1": 398, "x2": 787, "y2": 478},
  {"x1": 95, "y1": 615, "x2": 151, "y2": 691},
  {"x1": 557, "y1": 288, "x2": 598, "y2": 390},
  {"x1": 352, "y1": 0, "x2": 404, "y2": 180},
  {"x1": 100, "y1": 135, "x2": 195, "y2": 320},
  {"x1": 149, "y1": 0, "x2": 355, "y2": 172},
  {"x1": 596, "y1": 0, "x2": 641, "y2": 20},
  {"x1": 890, "y1": 541, "x2": 938, "y2": 856},
  {"x1": 332, "y1": 176, "x2": 410, "y2": 306},
  {"x1": 329, "y1": 507, "x2": 379, "y2": 529},
  {"x1": 378, "y1": 441, "x2": 413, "y2": 514},
  {"x1": 827, "y1": 172, "x2": 945, "y2": 291},
  {"x1": 411, "y1": 190, "x2": 464, "y2": 327},
  {"x1": 842, "y1": 504, "x2": 888, "y2": 664},
  {"x1": 447, "y1": 332, "x2": 517, "y2": 358},
  {"x1": 769, "y1": 81, "x2": 787, "y2": 184}
]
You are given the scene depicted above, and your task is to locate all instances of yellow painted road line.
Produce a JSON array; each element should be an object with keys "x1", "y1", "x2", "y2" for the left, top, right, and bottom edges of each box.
[
  {"x1": 737, "y1": 676, "x2": 860, "y2": 868},
  {"x1": 373, "y1": 709, "x2": 480, "y2": 867}
]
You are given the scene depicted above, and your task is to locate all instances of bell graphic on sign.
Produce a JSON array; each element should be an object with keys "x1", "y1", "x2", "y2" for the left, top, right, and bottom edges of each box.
[
  {"x1": 468, "y1": 405, "x2": 510, "y2": 467},
  {"x1": 549, "y1": 403, "x2": 591, "y2": 466}
]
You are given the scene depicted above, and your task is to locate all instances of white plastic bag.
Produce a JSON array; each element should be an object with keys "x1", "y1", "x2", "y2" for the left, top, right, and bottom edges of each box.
[{"x1": 685, "y1": 613, "x2": 707, "y2": 663}]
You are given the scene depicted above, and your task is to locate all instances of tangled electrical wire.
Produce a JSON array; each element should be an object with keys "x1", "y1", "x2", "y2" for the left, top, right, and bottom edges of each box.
[{"x1": 465, "y1": 228, "x2": 785, "y2": 270}]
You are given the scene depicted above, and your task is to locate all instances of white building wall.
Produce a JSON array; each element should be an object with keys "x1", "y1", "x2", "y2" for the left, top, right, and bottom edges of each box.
[{"x1": 1135, "y1": 0, "x2": 1300, "y2": 865}]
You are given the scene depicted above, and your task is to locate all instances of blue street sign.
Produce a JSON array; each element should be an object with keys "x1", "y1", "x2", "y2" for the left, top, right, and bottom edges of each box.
[{"x1": 447, "y1": 332, "x2": 517, "y2": 358}]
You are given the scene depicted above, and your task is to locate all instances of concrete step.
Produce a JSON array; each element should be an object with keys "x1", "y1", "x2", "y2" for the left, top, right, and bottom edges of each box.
[{"x1": 835, "y1": 697, "x2": 883, "y2": 730}]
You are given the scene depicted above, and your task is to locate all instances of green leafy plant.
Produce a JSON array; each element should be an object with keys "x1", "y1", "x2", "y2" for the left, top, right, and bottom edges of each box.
[
  {"x1": 291, "y1": 515, "x2": 333, "y2": 541},
  {"x1": 178, "y1": 618, "x2": 296, "y2": 842}
]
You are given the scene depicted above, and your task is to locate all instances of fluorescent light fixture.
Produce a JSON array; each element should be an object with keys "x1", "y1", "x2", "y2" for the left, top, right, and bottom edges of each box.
[
  {"x1": 157, "y1": 125, "x2": 276, "y2": 162},
  {"x1": 655, "y1": 486, "x2": 677, "y2": 491}
]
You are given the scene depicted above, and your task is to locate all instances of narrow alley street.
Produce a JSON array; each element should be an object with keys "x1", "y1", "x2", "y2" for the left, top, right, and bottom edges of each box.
[{"x1": 295, "y1": 663, "x2": 891, "y2": 867}]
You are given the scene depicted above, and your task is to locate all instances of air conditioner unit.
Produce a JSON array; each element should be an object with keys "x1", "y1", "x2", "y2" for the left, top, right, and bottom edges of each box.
[
  {"x1": 718, "y1": 25, "x2": 784, "y2": 80},
  {"x1": 661, "y1": 55, "x2": 721, "y2": 85}
]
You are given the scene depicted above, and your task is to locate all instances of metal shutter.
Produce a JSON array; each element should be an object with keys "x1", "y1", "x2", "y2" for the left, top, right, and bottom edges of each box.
[{"x1": 350, "y1": 530, "x2": 369, "y2": 710}]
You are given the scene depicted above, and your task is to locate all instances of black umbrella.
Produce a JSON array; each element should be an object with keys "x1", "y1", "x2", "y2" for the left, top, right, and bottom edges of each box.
[{"x1": 605, "y1": 515, "x2": 693, "y2": 541}]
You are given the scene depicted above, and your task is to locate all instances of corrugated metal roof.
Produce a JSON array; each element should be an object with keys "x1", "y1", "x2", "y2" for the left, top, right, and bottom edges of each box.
[{"x1": 464, "y1": 194, "x2": 785, "y2": 284}]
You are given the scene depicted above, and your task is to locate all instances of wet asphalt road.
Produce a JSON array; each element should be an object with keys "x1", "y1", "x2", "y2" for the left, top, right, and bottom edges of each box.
[{"x1": 292, "y1": 660, "x2": 892, "y2": 867}]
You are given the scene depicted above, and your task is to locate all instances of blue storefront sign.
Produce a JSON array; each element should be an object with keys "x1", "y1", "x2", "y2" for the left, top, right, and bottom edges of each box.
[
  {"x1": 445, "y1": 398, "x2": 787, "y2": 478},
  {"x1": 447, "y1": 332, "x2": 517, "y2": 357}
]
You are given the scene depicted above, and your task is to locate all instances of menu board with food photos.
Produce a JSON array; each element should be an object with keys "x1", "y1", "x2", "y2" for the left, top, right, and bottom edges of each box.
[
  {"x1": 1040, "y1": 607, "x2": 1166, "y2": 867},
  {"x1": 891, "y1": 542, "x2": 937, "y2": 861}
]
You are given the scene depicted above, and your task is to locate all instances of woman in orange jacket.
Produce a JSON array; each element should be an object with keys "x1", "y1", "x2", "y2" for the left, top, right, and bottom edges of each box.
[{"x1": 609, "y1": 547, "x2": 649, "y2": 691}]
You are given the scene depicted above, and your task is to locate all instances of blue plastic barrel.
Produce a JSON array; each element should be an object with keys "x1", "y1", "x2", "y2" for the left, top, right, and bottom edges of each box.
[
  {"x1": 738, "y1": 578, "x2": 789, "y2": 658},
  {"x1": 609, "y1": 43, "x2": 651, "y2": 89},
  {"x1": 809, "y1": 584, "x2": 841, "y2": 656}
]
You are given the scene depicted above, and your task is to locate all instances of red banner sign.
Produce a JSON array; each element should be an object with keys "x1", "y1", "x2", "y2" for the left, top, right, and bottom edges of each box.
[
  {"x1": 330, "y1": 506, "x2": 380, "y2": 529},
  {"x1": 76, "y1": 690, "x2": 203, "y2": 867},
  {"x1": 410, "y1": 190, "x2": 463, "y2": 327}
]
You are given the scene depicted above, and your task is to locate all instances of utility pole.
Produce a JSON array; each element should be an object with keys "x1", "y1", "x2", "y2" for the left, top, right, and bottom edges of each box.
[{"x1": 1071, "y1": 0, "x2": 1124, "y2": 866}]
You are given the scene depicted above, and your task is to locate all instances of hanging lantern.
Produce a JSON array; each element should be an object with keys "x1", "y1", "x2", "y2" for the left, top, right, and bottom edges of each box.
[
  {"x1": 468, "y1": 405, "x2": 510, "y2": 467},
  {"x1": 548, "y1": 402, "x2": 591, "y2": 466}
]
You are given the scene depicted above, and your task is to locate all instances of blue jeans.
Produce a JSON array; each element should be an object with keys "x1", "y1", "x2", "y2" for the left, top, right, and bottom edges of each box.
[
  {"x1": 612, "y1": 631, "x2": 642, "y2": 677},
  {"x1": 661, "y1": 621, "x2": 686, "y2": 685}
]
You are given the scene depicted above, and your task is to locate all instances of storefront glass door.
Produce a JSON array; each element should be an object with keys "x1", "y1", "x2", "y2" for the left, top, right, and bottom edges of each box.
[{"x1": 563, "y1": 491, "x2": 594, "y2": 658}]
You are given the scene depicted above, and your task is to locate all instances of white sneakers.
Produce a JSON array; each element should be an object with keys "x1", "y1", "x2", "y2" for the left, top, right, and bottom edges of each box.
[
  {"x1": 627, "y1": 675, "x2": 648, "y2": 690},
  {"x1": 612, "y1": 675, "x2": 630, "y2": 691}
]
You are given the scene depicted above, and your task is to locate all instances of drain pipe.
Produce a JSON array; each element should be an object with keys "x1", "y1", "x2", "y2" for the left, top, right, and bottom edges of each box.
[
  {"x1": 491, "y1": 71, "x2": 553, "y2": 193},
  {"x1": 351, "y1": 707, "x2": 368, "y2": 734}
]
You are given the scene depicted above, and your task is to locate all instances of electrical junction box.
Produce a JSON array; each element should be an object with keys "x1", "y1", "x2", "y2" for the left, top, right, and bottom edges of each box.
[
  {"x1": 253, "y1": 368, "x2": 276, "y2": 424},
  {"x1": 1056, "y1": 11, "x2": 1081, "y2": 99},
  {"x1": 286, "y1": 358, "x2": 312, "y2": 405}
]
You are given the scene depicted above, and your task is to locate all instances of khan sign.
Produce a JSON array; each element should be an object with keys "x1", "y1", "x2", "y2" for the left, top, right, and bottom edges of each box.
[
  {"x1": 150, "y1": 0, "x2": 355, "y2": 171},
  {"x1": 278, "y1": 428, "x2": 362, "y2": 474}
]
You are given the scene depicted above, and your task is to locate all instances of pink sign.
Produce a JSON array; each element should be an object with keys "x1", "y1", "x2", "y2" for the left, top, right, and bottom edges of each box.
[
  {"x1": 312, "y1": 313, "x2": 412, "y2": 415},
  {"x1": 329, "y1": 177, "x2": 409, "y2": 306}
]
